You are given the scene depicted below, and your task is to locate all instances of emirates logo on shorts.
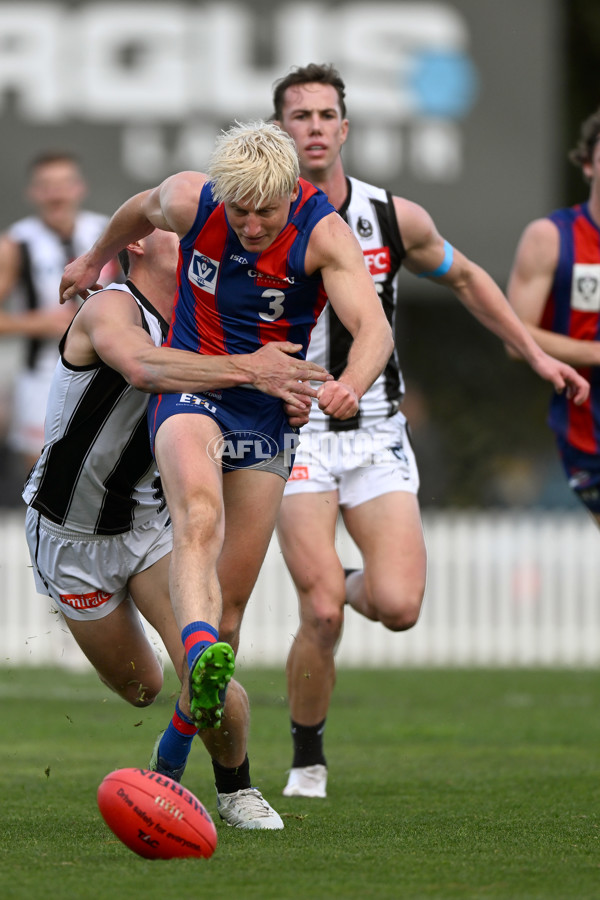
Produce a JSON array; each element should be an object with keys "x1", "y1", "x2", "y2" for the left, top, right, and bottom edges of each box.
[{"x1": 59, "y1": 590, "x2": 113, "y2": 610}]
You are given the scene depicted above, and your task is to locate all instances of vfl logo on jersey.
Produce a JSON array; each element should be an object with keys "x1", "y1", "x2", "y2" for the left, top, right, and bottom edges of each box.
[
  {"x1": 363, "y1": 247, "x2": 391, "y2": 277},
  {"x1": 188, "y1": 251, "x2": 219, "y2": 293},
  {"x1": 59, "y1": 590, "x2": 113, "y2": 611},
  {"x1": 571, "y1": 263, "x2": 600, "y2": 312},
  {"x1": 357, "y1": 216, "x2": 373, "y2": 238}
]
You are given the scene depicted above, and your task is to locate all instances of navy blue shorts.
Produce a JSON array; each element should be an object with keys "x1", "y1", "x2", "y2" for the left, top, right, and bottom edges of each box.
[
  {"x1": 148, "y1": 386, "x2": 298, "y2": 473},
  {"x1": 556, "y1": 437, "x2": 600, "y2": 513}
]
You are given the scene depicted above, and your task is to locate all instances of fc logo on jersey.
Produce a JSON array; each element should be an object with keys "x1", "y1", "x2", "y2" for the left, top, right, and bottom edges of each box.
[
  {"x1": 363, "y1": 247, "x2": 391, "y2": 276},
  {"x1": 188, "y1": 251, "x2": 219, "y2": 293}
]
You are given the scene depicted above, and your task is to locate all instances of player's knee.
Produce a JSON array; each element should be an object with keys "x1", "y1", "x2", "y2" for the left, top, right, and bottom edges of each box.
[
  {"x1": 364, "y1": 570, "x2": 425, "y2": 631},
  {"x1": 378, "y1": 594, "x2": 423, "y2": 632},
  {"x1": 124, "y1": 676, "x2": 162, "y2": 707},
  {"x1": 301, "y1": 601, "x2": 344, "y2": 645},
  {"x1": 127, "y1": 686, "x2": 159, "y2": 708},
  {"x1": 176, "y1": 494, "x2": 223, "y2": 549},
  {"x1": 98, "y1": 672, "x2": 162, "y2": 707}
]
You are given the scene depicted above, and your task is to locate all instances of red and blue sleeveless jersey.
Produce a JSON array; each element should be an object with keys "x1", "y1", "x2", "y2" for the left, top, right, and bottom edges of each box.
[
  {"x1": 542, "y1": 203, "x2": 600, "y2": 454},
  {"x1": 166, "y1": 177, "x2": 333, "y2": 360}
]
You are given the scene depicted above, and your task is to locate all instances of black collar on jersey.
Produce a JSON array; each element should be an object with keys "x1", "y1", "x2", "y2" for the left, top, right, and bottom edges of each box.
[
  {"x1": 126, "y1": 279, "x2": 170, "y2": 340},
  {"x1": 336, "y1": 177, "x2": 353, "y2": 217}
]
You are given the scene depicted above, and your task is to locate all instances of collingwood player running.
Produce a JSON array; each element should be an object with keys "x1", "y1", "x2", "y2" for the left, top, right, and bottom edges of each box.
[{"x1": 272, "y1": 62, "x2": 589, "y2": 799}]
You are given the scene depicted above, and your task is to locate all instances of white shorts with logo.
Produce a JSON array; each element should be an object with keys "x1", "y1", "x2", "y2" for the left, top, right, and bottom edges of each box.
[
  {"x1": 284, "y1": 411, "x2": 420, "y2": 509},
  {"x1": 25, "y1": 506, "x2": 173, "y2": 621}
]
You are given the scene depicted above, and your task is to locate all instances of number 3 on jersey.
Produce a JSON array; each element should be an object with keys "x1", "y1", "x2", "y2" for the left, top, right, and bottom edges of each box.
[{"x1": 259, "y1": 288, "x2": 285, "y2": 322}]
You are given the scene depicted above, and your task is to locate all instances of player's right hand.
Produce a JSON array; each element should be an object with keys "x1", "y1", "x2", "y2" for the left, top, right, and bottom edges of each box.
[
  {"x1": 59, "y1": 253, "x2": 103, "y2": 303},
  {"x1": 316, "y1": 380, "x2": 359, "y2": 419},
  {"x1": 249, "y1": 342, "x2": 332, "y2": 403}
]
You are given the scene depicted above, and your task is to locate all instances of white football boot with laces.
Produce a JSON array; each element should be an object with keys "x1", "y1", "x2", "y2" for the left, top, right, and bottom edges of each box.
[
  {"x1": 216, "y1": 788, "x2": 284, "y2": 829},
  {"x1": 282, "y1": 764, "x2": 327, "y2": 798}
]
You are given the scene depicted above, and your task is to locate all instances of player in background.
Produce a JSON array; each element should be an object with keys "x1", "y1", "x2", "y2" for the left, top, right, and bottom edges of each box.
[
  {"x1": 0, "y1": 152, "x2": 119, "y2": 476},
  {"x1": 272, "y1": 63, "x2": 589, "y2": 799},
  {"x1": 25, "y1": 226, "x2": 331, "y2": 829},
  {"x1": 58, "y1": 120, "x2": 393, "y2": 824},
  {"x1": 507, "y1": 107, "x2": 600, "y2": 523}
]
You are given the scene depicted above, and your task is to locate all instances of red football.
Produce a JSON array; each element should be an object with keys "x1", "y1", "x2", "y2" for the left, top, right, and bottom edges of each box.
[{"x1": 97, "y1": 767, "x2": 217, "y2": 859}]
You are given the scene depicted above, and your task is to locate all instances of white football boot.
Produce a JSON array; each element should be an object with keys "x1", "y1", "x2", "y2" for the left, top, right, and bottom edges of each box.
[
  {"x1": 216, "y1": 788, "x2": 284, "y2": 829},
  {"x1": 282, "y1": 764, "x2": 327, "y2": 798}
]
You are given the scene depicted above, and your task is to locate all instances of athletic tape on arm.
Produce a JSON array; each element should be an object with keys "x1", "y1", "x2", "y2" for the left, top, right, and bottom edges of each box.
[{"x1": 417, "y1": 240, "x2": 454, "y2": 278}]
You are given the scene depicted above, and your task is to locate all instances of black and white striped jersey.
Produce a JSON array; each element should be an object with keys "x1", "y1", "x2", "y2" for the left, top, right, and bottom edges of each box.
[
  {"x1": 9, "y1": 211, "x2": 110, "y2": 376},
  {"x1": 22, "y1": 282, "x2": 168, "y2": 535},
  {"x1": 306, "y1": 176, "x2": 406, "y2": 432}
]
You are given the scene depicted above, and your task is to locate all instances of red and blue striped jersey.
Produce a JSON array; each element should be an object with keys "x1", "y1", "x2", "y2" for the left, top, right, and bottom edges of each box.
[
  {"x1": 166, "y1": 178, "x2": 333, "y2": 360},
  {"x1": 543, "y1": 203, "x2": 600, "y2": 453}
]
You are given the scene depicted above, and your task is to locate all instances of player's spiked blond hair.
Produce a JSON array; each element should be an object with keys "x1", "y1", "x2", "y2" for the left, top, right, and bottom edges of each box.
[{"x1": 208, "y1": 120, "x2": 300, "y2": 207}]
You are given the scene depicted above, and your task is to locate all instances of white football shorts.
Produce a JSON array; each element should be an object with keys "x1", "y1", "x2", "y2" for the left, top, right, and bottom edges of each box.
[
  {"x1": 25, "y1": 506, "x2": 173, "y2": 621},
  {"x1": 284, "y1": 411, "x2": 420, "y2": 508}
]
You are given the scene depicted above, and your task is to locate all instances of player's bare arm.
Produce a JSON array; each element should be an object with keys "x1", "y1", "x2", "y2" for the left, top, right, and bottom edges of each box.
[
  {"x1": 152, "y1": 170, "x2": 208, "y2": 237},
  {"x1": 305, "y1": 212, "x2": 394, "y2": 419},
  {"x1": 0, "y1": 302, "x2": 76, "y2": 339},
  {"x1": 508, "y1": 219, "x2": 600, "y2": 368},
  {"x1": 0, "y1": 234, "x2": 78, "y2": 336},
  {"x1": 395, "y1": 198, "x2": 588, "y2": 405},
  {"x1": 72, "y1": 290, "x2": 332, "y2": 400},
  {"x1": 59, "y1": 172, "x2": 208, "y2": 304},
  {"x1": 0, "y1": 235, "x2": 22, "y2": 302}
]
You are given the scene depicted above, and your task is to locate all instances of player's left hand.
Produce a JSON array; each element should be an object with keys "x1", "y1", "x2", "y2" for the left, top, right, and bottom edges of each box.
[{"x1": 534, "y1": 354, "x2": 589, "y2": 405}]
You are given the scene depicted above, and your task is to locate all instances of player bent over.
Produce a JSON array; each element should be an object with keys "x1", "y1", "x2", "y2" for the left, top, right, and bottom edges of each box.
[
  {"x1": 59, "y1": 121, "x2": 394, "y2": 818},
  {"x1": 25, "y1": 228, "x2": 331, "y2": 829}
]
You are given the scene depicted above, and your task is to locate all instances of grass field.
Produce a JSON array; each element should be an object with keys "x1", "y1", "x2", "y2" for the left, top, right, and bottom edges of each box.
[{"x1": 1, "y1": 665, "x2": 599, "y2": 900}]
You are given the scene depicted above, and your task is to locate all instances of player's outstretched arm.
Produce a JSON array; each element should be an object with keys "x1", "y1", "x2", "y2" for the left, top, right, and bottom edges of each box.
[
  {"x1": 79, "y1": 294, "x2": 332, "y2": 399},
  {"x1": 126, "y1": 338, "x2": 332, "y2": 399},
  {"x1": 59, "y1": 190, "x2": 156, "y2": 303},
  {"x1": 60, "y1": 172, "x2": 207, "y2": 303},
  {"x1": 399, "y1": 200, "x2": 589, "y2": 405}
]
